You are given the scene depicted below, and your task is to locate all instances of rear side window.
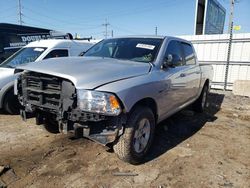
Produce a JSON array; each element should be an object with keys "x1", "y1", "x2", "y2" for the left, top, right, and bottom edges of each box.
[
  {"x1": 44, "y1": 49, "x2": 68, "y2": 59},
  {"x1": 164, "y1": 40, "x2": 183, "y2": 67},
  {"x1": 181, "y1": 43, "x2": 196, "y2": 65}
]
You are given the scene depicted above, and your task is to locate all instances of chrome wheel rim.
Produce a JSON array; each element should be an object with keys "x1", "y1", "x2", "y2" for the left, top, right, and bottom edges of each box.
[
  {"x1": 133, "y1": 118, "x2": 151, "y2": 153},
  {"x1": 201, "y1": 89, "x2": 207, "y2": 109}
]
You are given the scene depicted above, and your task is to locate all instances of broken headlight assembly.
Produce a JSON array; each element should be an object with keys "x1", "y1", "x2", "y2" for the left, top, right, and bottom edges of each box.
[{"x1": 77, "y1": 90, "x2": 121, "y2": 116}]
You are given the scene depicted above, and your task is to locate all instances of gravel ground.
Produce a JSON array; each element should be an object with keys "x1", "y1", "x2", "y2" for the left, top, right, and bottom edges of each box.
[{"x1": 0, "y1": 90, "x2": 249, "y2": 188}]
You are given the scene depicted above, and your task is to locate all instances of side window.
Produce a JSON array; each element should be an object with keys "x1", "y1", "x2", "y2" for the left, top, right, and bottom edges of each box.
[
  {"x1": 165, "y1": 41, "x2": 183, "y2": 67},
  {"x1": 181, "y1": 43, "x2": 196, "y2": 65},
  {"x1": 44, "y1": 49, "x2": 69, "y2": 59}
]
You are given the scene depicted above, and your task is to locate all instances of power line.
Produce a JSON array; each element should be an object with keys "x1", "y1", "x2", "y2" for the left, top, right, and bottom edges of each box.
[
  {"x1": 23, "y1": 6, "x2": 100, "y2": 27},
  {"x1": 0, "y1": 6, "x2": 17, "y2": 13},
  {"x1": 110, "y1": 25, "x2": 140, "y2": 35},
  {"x1": 4, "y1": 0, "x2": 188, "y2": 38},
  {"x1": 17, "y1": 0, "x2": 183, "y2": 35},
  {"x1": 23, "y1": 14, "x2": 101, "y2": 31},
  {"x1": 105, "y1": 0, "x2": 181, "y2": 21},
  {"x1": 25, "y1": 0, "x2": 173, "y2": 25},
  {"x1": 24, "y1": 0, "x2": 179, "y2": 26},
  {"x1": 0, "y1": 6, "x2": 18, "y2": 21},
  {"x1": 22, "y1": 15, "x2": 57, "y2": 29},
  {"x1": 0, "y1": 13, "x2": 17, "y2": 19}
]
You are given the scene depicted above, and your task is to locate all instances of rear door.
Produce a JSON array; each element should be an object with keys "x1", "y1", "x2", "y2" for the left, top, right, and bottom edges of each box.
[{"x1": 180, "y1": 42, "x2": 201, "y2": 101}]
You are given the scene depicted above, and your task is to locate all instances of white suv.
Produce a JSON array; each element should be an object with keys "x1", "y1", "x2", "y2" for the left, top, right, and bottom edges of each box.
[{"x1": 0, "y1": 39, "x2": 97, "y2": 114}]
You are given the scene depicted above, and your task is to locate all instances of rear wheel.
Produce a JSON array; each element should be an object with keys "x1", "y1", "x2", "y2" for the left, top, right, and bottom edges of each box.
[
  {"x1": 193, "y1": 84, "x2": 208, "y2": 113},
  {"x1": 113, "y1": 106, "x2": 155, "y2": 164},
  {"x1": 3, "y1": 89, "x2": 20, "y2": 114}
]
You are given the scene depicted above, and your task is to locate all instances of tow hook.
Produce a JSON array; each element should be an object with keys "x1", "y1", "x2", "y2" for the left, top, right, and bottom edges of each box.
[
  {"x1": 59, "y1": 120, "x2": 74, "y2": 134},
  {"x1": 20, "y1": 109, "x2": 27, "y2": 121}
]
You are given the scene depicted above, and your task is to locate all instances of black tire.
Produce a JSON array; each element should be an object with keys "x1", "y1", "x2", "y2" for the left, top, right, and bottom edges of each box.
[
  {"x1": 193, "y1": 84, "x2": 208, "y2": 113},
  {"x1": 42, "y1": 118, "x2": 60, "y2": 134},
  {"x1": 3, "y1": 89, "x2": 20, "y2": 114},
  {"x1": 74, "y1": 127, "x2": 83, "y2": 138},
  {"x1": 113, "y1": 106, "x2": 155, "y2": 164}
]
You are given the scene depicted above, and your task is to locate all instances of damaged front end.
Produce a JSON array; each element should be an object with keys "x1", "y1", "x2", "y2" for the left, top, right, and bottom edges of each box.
[{"x1": 16, "y1": 71, "x2": 126, "y2": 145}]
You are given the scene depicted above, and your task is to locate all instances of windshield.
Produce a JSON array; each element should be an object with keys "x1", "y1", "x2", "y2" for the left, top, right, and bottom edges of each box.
[
  {"x1": 84, "y1": 38, "x2": 163, "y2": 63},
  {"x1": 0, "y1": 47, "x2": 47, "y2": 68}
]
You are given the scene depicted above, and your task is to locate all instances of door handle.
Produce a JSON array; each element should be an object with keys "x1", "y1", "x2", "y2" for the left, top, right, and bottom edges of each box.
[{"x1": 180, "y1": 73, "x2": 186, "y2": 77}]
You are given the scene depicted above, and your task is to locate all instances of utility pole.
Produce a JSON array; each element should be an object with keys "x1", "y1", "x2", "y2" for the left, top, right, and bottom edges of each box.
[
  {"x1": 18, "y1": 0, "x2": 23, "y2": 25},
  {"x1": 155, "y1": 26, "x2": 158, "y2": 36},
  {"x1": 102, "y1": 19, "x2": 110, "y2": 39},
  {"x1": 224, "y1": 0, "x2": 235, "y2": 90},
  {"x1": 111, "y1": 30, "x2": 114, "y2": 38}
]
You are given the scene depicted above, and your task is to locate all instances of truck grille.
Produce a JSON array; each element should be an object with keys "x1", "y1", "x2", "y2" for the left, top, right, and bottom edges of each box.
[{"x1": 22, "y1": 72, "x2": 62, "y2": 110}]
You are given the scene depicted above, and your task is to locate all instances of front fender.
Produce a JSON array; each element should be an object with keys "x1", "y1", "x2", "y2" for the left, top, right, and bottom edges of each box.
[{"x1": 95, "y1": 71, "x2": 164, "y2": 114}]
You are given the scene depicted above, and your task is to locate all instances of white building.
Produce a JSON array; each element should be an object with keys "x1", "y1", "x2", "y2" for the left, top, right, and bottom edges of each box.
[{"x1": 179, "y1": 33, "x2": 250, "y2": 90}]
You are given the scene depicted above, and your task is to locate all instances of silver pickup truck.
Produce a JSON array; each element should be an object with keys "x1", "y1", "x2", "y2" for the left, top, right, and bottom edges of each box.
[{"x1": 15, "y1": 36, "x2": 213, "y2": 164}]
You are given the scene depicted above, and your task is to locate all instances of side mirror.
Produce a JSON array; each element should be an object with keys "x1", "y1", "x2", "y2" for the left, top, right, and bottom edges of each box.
[{"x1": 163, "y1": 54, "x2": 182, "y2": 68}]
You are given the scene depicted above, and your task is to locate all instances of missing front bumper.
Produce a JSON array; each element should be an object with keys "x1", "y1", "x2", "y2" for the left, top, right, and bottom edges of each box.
[{"x1": 17, "y1": 71, "x2": 127, "y2": 145}]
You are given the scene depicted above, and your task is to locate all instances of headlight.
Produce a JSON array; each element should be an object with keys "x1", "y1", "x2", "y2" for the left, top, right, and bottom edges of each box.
[{"x1": 77, "y1": 90, "x2": 121, "y2": 116}]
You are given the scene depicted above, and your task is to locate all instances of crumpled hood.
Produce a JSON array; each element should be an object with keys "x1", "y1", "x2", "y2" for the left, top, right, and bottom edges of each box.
[
  {"x1": 16, "y1": 57, "x2": 151, "y2": 89},
  {"x1": 0, "y1": 67, "x2": 16, "y2": 89}
]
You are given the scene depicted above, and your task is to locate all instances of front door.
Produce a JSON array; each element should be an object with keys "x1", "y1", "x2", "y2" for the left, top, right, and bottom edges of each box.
[{"x1": 158, "y1": 40, "x2": 189, "y2": 118}]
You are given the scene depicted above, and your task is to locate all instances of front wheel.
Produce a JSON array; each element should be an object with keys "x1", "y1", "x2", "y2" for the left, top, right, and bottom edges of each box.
[
  {"x1": 3, "y1": 89, "x2": 20, "y2": 114},
  {"x1": 113, "y1": 106, "x2": 155, "y2": 164}
]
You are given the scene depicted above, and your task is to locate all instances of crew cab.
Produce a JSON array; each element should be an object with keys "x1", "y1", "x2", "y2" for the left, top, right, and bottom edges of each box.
[
  {"x1": 15, "y1": 36, "x2": 213, "y2": 164},
  {"x1": 0, "y1": 39, "x2": 96, "y2": 114}
]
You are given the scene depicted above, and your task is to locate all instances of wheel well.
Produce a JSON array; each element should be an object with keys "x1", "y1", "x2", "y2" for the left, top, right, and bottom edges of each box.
[
  {"x1": 204, "y1": 79, "x2": 209, "y2": 87},
  {"x1": 203, "y1": 79, "x2": 210, "y2": 91},
  {"x1": 130, "y1": 98, "x2": 158, "y2": 122}
]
